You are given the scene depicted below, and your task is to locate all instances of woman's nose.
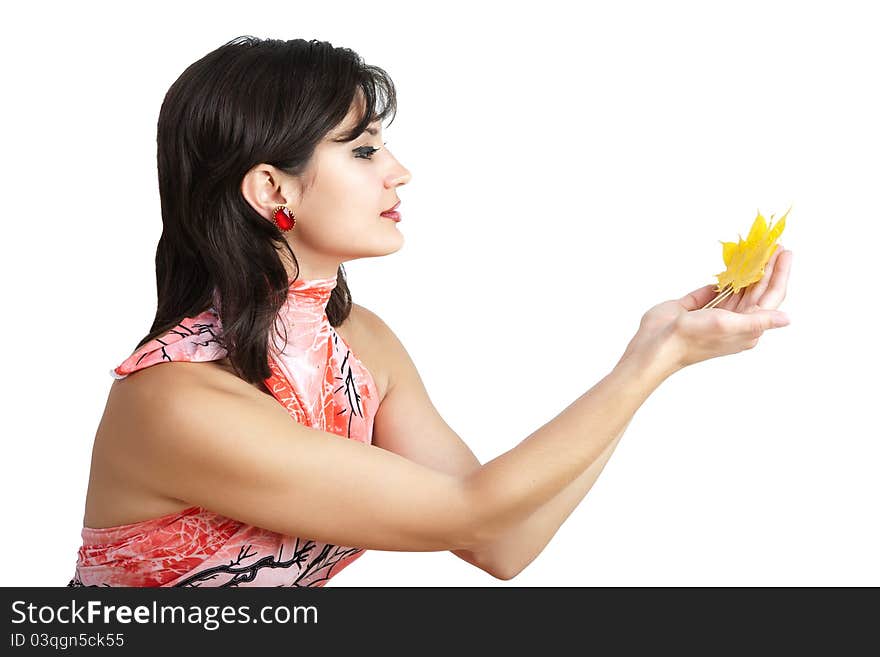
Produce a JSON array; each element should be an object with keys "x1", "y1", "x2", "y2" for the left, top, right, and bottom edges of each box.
[
  {"x1": 387, "y1": 166, "x2": 412, "y2": 187},
  {"x1": 387, "y1": 169, "x2": 412, "y2": 187}
]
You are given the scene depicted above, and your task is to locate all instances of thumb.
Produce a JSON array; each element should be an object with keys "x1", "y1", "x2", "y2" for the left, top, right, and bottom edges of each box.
[{"x1": 679, "y1": 284, "x2": 720, "y2": 311}]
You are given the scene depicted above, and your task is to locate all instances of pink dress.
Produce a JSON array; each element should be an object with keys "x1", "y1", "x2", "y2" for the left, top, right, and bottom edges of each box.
[{"x1": 68, "y1": 276, "x2": 381, "y2": 587}]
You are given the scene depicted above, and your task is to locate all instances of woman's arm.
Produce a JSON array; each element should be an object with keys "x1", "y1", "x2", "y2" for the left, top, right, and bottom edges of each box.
[
  {"x1": 455, "y1": 253, "x2": 793, "y2": 577},
  {"x1": 119, "y1": 345, "x2": 672, "y2": 557},
  {"x1": 362, "y1": 303, "x2": 669, "y2": 577},
  {"x1": 453, "y1": 418, "x2": 630, "y2": 580},
  {"x1": 459, "y1": 350, "x2": 672, "y2": 557}
]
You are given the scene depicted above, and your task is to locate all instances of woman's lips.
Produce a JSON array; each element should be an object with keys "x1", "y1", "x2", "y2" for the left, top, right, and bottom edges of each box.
[{"x1": 381, "y1": 201, "x2": 401, "y2": 221}]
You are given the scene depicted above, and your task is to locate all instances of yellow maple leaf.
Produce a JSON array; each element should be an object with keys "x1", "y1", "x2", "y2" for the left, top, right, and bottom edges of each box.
[{"x1": 703, "y1": 206, "x2": 789, "y2": 309}]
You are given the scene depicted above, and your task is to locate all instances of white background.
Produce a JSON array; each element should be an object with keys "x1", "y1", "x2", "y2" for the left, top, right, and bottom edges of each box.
[{"x1": 2, "y1": 0, "x2": 877, "y2": 586}]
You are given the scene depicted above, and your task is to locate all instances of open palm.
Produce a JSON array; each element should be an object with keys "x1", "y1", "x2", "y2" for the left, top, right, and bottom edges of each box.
[
  {"x1": 622, "y1": 244, "x2": 793, "y2": 370},
  {"x1": 705, "y1": 244, "x2": 791, "y2": 313}
]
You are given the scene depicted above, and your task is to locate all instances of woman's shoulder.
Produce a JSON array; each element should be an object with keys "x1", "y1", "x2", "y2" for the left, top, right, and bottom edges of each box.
[
  {"x1": 86, "y1": 358, "x2": 286, "y2": 529},
  {"x1": 85, "y1": 360, "x2": 245, "y2": 529},
  {"x1": 85, "y1": 304, "x2": 386, "y2": 530},
  {"x1": 109, "y1": 357, "x2": 264, "y2": 412}
]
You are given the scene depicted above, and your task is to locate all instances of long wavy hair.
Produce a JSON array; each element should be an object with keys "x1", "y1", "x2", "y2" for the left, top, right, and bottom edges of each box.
[{"x1": 132, "y1": 35, "x2": 397, "y2": 390}]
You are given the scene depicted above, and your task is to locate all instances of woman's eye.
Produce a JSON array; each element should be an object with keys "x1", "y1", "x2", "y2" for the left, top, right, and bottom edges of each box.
[
  {"x1": 354, "y1": 142, "x2": 388, "y2": 160},
  {"x1": 354, "y1": 147, "x2": 379, "y2": 159}
]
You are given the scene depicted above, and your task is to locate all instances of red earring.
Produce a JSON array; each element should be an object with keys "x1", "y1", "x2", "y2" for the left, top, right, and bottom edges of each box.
[{"x1": 272, "y1": 205, "x2": 296, "y2": 232}]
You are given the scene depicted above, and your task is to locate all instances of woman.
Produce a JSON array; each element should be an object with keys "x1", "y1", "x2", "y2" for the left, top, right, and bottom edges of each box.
[{"x1": 69, "y1": 35, "x2": 793, "y2": 587}]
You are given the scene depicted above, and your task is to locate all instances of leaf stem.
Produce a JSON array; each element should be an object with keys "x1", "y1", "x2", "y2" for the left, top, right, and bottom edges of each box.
[{"x1": 702, "y1": 284, "x2": 734, "y2": 309}]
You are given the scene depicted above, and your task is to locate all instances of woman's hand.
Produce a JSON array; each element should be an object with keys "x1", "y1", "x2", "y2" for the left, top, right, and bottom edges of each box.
[{"x1": 621, "y1": 244, "x2": 793, "y2": 374}]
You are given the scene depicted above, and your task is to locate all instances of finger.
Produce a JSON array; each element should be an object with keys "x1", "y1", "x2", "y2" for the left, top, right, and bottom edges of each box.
[
  {"x1": 679, "y1": 284, "x2": 721, "y2": 311},
  {"x1": 758, "y1": 248, "x2": 792, "y2": 310},
  {"x1": 733, "y1": 308, "x2": 791, "y2": 338},
  {"x1": 740, "y1": 243, "x2": 784, "y2": 311}
]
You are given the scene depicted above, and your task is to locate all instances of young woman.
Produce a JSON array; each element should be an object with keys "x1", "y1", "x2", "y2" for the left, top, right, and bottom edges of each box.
[{"x1": 69, "y1": 36, "x2": 793, "y2": 587}]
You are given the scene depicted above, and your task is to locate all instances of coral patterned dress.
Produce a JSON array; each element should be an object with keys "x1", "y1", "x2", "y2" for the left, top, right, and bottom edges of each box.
[{"x1": 68, "y1": 276, "x2": 380, "y2": 587}]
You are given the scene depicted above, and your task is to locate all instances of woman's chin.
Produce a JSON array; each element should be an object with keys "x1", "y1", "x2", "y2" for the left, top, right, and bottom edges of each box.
[{"x1": 376, "y1": 229, "x2": 404, "y2": 254}]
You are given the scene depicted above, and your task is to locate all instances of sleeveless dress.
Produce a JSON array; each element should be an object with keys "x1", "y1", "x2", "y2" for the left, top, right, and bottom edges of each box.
[{"x1": 68, "y1": 275, "x2": 381, "y2": 587}]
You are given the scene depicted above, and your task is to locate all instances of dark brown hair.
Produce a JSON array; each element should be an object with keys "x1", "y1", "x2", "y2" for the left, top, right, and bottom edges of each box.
[{"x1": 134, "y1": 35, "x2": 397, "y2": 388}]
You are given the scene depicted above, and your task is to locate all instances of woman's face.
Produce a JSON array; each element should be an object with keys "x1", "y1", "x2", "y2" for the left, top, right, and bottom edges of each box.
[{"x1": 242, "y1": 96, "x2": 412, "y2": 280}]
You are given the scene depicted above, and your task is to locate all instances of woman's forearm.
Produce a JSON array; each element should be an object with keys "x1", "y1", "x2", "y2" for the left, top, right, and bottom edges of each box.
[
  {"x1": 465, "y1": 418, "x2": 631, "y2": 580},
  {"x1": 462, "y1": 347, "x2": 674, "y2": 548}
]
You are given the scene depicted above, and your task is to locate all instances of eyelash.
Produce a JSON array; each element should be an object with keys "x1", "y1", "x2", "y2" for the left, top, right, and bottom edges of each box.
[{"x1": 354, "y1": 142, "x2": 388, "y2": 160}]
